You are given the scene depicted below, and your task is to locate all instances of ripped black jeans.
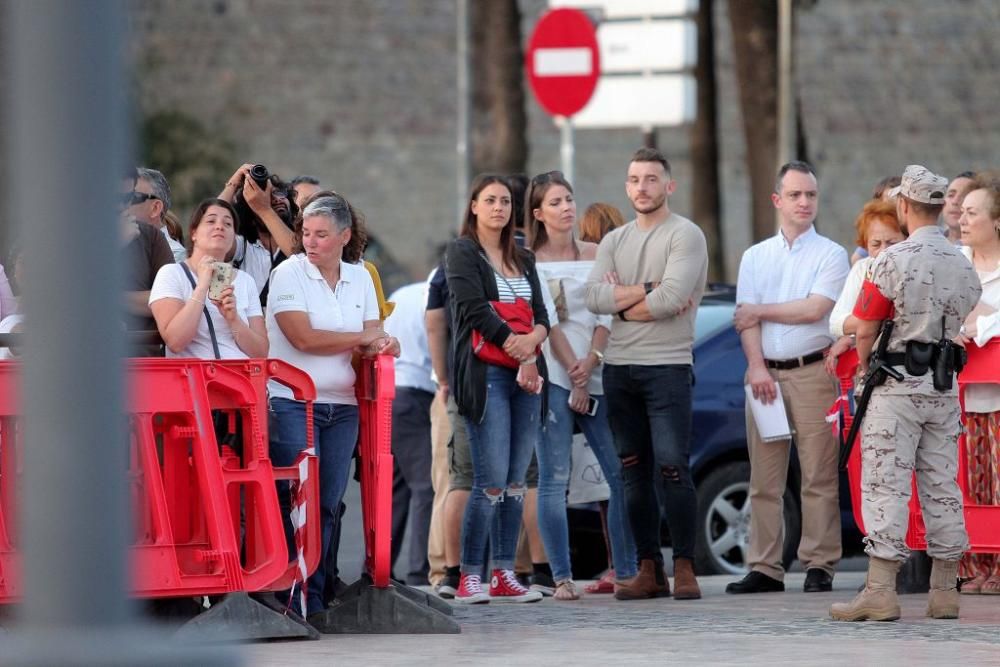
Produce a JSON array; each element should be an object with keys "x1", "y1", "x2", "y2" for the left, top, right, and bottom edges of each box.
[{"x1": 603, "y1": 363, "x2": 697, "y2": 562}]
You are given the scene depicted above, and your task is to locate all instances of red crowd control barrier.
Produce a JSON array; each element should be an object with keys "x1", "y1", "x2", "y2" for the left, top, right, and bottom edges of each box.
[
  {"x1": 0, "y1": 361, "x2": 20, "y2": 603},
  {"x1": 0, "y1": 358, "x2": 320, "y2": 604},
  {"x1": 355, "y1": 355, "x2": 396, "y2": 589},
  {"x1": 844, "y1": 340, "x2": 1000, "y2": 553}
]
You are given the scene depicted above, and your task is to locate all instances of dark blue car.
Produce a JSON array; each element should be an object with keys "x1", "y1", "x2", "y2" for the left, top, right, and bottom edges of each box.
[{"x1": 569, "y1": 287, "x2": 863, "y2": 577}]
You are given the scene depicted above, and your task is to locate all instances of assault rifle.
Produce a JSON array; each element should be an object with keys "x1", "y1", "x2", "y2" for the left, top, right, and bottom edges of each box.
[{"x1": 838, "y1": 320, "x2": 904, "y2": 470}]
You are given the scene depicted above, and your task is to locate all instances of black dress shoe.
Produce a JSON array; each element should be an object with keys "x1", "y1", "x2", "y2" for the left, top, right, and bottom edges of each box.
[
  {"x1": 725, "y1": 570, "x2": 785, "y2": 594},
  {"x1": 803, "y1": 568, "x2": 833, "y2": 592}
]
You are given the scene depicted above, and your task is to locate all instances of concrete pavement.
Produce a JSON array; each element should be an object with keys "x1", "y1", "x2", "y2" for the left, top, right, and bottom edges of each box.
[{"x1": 244, "y1": 571, "x2": 1000, "y2": 666}]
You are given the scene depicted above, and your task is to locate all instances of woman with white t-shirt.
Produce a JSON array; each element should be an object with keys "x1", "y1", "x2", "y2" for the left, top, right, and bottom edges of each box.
[
  {"x1": 526, "y1": 171, "x2": 636, "y2": 600},
  {"x1": 149, "y1": 198, "x2": 267, "y2": 360},
  {"x1": 266, "y1": 192, "x2": 399, "y2": 618}
]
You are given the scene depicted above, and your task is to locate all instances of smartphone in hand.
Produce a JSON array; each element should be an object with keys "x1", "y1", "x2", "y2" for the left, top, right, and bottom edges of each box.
[{"x1": 207, "y1": 262, "x2": 235, "y2": 301}]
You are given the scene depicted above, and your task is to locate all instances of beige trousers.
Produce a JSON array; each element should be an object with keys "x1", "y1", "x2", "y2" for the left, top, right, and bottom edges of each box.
[
  {"x1": 426, "y1": 391, "x2": 451, "y2": 586},
  {"x1": 746, "y1": 360, "x2": 842, "y2": 580}
]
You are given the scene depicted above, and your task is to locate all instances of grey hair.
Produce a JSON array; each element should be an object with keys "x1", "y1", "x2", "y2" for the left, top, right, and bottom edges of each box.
[
  {"x1": 303, "y1": 195, "x2": 352, "y2": 231},
  {"x1": 137, "y1": 167, "x2": 172, "y2": 211}
]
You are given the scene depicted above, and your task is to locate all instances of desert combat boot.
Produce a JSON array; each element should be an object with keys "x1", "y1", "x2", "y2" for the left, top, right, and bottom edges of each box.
[
  {"x1": 830, "y1": 557, "x2": 901, "y2": 622},
  {"x1": 926, "y1": 559, "x2": 960, "y2": 619}
]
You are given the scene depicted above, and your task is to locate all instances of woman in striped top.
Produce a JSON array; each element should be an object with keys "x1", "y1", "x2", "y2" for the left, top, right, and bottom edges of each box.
[{"x1": 446, "y1": 173, "x2": 550, "y2": 604}]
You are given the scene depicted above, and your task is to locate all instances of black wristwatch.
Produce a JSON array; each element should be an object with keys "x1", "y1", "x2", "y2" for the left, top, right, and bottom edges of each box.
[{"x1": 644, "y1": 281, "x2": 654, "y2": 294}]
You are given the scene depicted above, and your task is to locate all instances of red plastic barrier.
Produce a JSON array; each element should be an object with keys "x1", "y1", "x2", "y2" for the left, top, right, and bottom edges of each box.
[
  {"x1": 844, "y1": 340, "x2": 1000, "y2": 553},
  {"x1": 355, "y1": 355, "x2": 396, "y2": 588},
  {"x1": 0, "y1": 358, "x2": 321, "y2": 603},
  {"x1": 0, "y1": 362, "x2": 20, "y2": 603}
]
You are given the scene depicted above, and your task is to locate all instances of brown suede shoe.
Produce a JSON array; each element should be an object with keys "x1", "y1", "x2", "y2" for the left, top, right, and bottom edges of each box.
[
  {"x1": 614, "y1": 559, "x2": 671, "y2": 600},
  {"x1": 672, "y1": 557, "x2": 702, "y2": 600}
]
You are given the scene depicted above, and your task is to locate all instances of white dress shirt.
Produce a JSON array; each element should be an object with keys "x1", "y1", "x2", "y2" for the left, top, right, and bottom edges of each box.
[{"x1": 736, "y1": 226, "x2": 849, "y2": 360}]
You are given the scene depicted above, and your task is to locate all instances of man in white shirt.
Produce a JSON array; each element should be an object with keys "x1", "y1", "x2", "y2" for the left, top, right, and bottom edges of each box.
[
  {"x1": 727, "y1": 161, "x2": 849, "y2": 595},
  {"x1": 384, "y1": 281, "x2": 437, "y2": 585}
]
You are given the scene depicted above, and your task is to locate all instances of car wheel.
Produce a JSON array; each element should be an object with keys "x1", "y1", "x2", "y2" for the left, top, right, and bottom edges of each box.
[{"x1": 694, "y1": 461, "x2": 801, "y2": 576}]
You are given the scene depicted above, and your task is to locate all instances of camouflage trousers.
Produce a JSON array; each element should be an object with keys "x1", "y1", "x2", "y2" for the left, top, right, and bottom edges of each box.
[{"x1": 860, "y1": 392, "x2": 968, "y2": 562}]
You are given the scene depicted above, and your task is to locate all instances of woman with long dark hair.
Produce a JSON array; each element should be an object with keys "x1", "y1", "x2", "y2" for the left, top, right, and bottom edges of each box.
[
  {"x1": 446, "y1": 174, "x2": 550, "y2": 603},
  {"x1": 526, "y1": 172, "x2": 636, "y2": 600}
]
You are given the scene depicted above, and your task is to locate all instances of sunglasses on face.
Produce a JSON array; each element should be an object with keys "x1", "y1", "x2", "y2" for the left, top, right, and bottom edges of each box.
[
  {"x1": 119, "y1": 191, "x2": 159, "y2": 208},
  {"x1": 531, "y1": 170, "x2": 565, "y2": 187},
  {"x1": 271, "y1": 189, "x2": 289, "y2": 199}
]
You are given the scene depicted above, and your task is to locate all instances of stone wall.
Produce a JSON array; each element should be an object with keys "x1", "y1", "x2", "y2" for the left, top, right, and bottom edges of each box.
[{"x1": 126, "y1": 0, "x2": 1000, "y2": 285}]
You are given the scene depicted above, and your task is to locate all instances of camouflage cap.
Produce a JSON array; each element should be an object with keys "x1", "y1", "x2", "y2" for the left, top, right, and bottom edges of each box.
[{"x1": 888, "y1": 165, "x2": 948, "y2": 205}]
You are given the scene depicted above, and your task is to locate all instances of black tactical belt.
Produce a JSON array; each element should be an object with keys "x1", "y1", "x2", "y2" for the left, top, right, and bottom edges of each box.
[{"x1": 765, "y1": 350, "x2": 826, "y2": 370}]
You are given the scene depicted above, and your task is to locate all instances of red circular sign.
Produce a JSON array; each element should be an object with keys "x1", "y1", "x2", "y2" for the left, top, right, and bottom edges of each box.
[{"x1": 525, "y1": 8, "x2": 600, "y2": 118}]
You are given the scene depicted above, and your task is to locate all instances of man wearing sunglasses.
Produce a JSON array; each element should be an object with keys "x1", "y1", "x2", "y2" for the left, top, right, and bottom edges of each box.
[
  {"x1": 123, "y1": 167, "x2": 186, "y2": 263},
  {"x1": 120, "y1": 168, "x2": 175, "y2": 353}
]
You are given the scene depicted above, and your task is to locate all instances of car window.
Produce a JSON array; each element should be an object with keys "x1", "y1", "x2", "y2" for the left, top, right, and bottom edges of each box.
[{"x1": 694, "y1": 304, "x2": 735, "y2": 343}]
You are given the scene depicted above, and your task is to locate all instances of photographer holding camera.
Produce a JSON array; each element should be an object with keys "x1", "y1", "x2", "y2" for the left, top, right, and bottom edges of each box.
[{"x1": 219, "y1": 163, "x2": 299, "y2": 304}]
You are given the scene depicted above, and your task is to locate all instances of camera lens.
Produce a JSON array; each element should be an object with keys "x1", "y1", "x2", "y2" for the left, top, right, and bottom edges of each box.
[{"x1": 249, "y1": 164, "x2": 269, "y2": 189}]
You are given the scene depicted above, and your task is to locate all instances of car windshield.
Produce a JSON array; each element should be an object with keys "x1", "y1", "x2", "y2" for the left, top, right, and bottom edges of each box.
[{"x1": 694, "y1": 303, "x2": 734, "y2": 343}]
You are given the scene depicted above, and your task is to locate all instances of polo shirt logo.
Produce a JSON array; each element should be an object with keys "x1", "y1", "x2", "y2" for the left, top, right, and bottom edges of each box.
[{"x1": 275, "y1": 294, "x2": 295, "y2": 301}]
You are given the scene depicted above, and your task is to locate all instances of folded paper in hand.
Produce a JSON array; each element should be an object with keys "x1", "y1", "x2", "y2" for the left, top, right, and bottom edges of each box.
[{"x1": 745, "y1": 383, "x2": 792, "y2": 442}]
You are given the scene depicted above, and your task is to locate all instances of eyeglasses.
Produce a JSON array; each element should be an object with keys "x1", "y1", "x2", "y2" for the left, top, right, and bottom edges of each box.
[
  {"x1": 119, "y1": 191, "x2": 159, "y2": 208},
  {"x1": 271, "y1": 189, "x2": 289, "y2": 199}
]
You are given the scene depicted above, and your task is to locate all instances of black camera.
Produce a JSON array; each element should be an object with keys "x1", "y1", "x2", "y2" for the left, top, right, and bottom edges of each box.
[{"x1": 248, "y1": 164, "x2": 269, "y2": 190}]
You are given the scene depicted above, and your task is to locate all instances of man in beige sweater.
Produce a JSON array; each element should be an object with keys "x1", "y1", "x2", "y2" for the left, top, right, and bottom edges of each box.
[{"x1": 585, "y1": 147, "x2": 708, "y2": 601}]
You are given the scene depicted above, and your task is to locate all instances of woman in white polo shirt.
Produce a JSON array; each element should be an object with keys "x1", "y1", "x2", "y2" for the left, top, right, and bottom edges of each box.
[{"x1": 266, "y1": 192, "x2": 399, "y2": 617}]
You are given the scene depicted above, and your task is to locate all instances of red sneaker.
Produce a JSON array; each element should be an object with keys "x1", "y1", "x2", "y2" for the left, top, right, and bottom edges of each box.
[
  {"x1": 455, "y1": 573, "x2": 490, "y2": 604},
  {"x1": 584, "y1": 569, "x2": 616, "y2": 594},
  {"x1": 489, "y1": 569, "x2": 543, "y2": 603}
]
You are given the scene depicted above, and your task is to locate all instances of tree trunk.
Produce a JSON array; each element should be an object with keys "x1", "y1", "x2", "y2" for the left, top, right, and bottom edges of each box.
[
  {"x1": 469, "y1": 0, "x2": 528, "y2": 176},
  {"x1": 690, "y1": 0, "x2": 724, "y2": 282},
  {"x1": 728, "y1": 0, "x2": 779, "y2": 244}
]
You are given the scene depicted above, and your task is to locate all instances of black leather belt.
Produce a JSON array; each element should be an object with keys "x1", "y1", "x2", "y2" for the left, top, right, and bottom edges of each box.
[{"x1": 765, "y1": 350, "x2": 826, "y2": 370}]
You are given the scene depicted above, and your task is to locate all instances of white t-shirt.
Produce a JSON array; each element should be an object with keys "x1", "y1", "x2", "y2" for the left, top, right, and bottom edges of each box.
[
  {"x1": 0, "y1": 313, "x2": 24, "y2": 360},
  {"x1": 148, "y1": 263, "x2": 262, "y2": 360},
  {"x1": 266, "y1": 254, "x2": 380, "y2": 405},
  {"x1": 161, "y1": 226, "x2": 187, "y2": 263},
  {"x1": 538, "y1": 261, "x2": 611, "y2": 394},
  {"x1": 384, "y1": 282, "x2": 435, "y2": 393},
  {"x1": 233, "y1": 236, "x2": 278, "y2": 295}
]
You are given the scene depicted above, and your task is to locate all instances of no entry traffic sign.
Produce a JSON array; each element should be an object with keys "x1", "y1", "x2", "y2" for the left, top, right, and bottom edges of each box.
[{"x1": 525, "y1": 8, "x2": 600, "y2": 118}]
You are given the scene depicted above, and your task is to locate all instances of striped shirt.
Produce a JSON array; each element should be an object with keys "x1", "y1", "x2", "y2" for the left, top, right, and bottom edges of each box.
[{"x1": 494, "y1": 271, "x2": 532, "y2": 303}]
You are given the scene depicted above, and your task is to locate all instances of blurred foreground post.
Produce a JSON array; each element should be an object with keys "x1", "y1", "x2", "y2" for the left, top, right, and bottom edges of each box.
[{"x1": 4, "y1": 1, "x2": 233, "y2": 663}]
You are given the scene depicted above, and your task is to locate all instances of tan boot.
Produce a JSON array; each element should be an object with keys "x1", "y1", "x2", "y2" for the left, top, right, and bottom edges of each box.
[
  {"x1": 672, "y1": 558, "x2": 701, "y2": 600},
  {"x1": 614, "y1": 559, "x2": 670, "y2": 600},
  {"x1": 830, "y1": 557, "x2": 901, "y2": 622},
  {"x1": 927, "y1": 559, "x2": 960, "y2": 619}
]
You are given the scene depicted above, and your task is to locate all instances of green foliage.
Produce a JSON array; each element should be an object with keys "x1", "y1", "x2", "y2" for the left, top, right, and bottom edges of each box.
[{"x1": 137, "y1": 110, "x2": 235, "y2": 213}]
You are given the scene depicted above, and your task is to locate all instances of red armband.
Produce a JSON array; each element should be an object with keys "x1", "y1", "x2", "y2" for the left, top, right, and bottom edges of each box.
[{"x1": 853, "y1": 279, "x2": 894, "y2": 321}]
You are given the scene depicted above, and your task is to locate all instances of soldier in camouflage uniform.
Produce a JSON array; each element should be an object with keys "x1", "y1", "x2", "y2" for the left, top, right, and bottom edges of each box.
[{"x1": 831, "y1": 165, "x2": 981, "y2": 622}]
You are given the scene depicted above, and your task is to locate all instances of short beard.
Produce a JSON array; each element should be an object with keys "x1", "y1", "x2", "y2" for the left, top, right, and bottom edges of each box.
[{"x1": 632, "y1": 195, "x2": 665, "y2": 215}]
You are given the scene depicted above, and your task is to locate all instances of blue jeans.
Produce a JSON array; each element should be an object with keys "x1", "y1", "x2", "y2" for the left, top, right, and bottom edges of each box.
[
  {"x1": 538, "y1": 383, "x2": 637, "y2": 581},
  {"x1": 269, "y1": 397, "x2": 359, "y2": 616},
  {"x1": 460, "y1": 365, "x2": 541, "y2": 573},
  {"x1": 602, "y1": 364, "x2": 697, "y2": 562}
]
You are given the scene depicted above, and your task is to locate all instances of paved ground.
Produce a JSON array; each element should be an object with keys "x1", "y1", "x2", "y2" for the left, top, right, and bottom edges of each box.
[{"x1": 244, "y1": 571, "x2": 1000, "y2": 666}]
